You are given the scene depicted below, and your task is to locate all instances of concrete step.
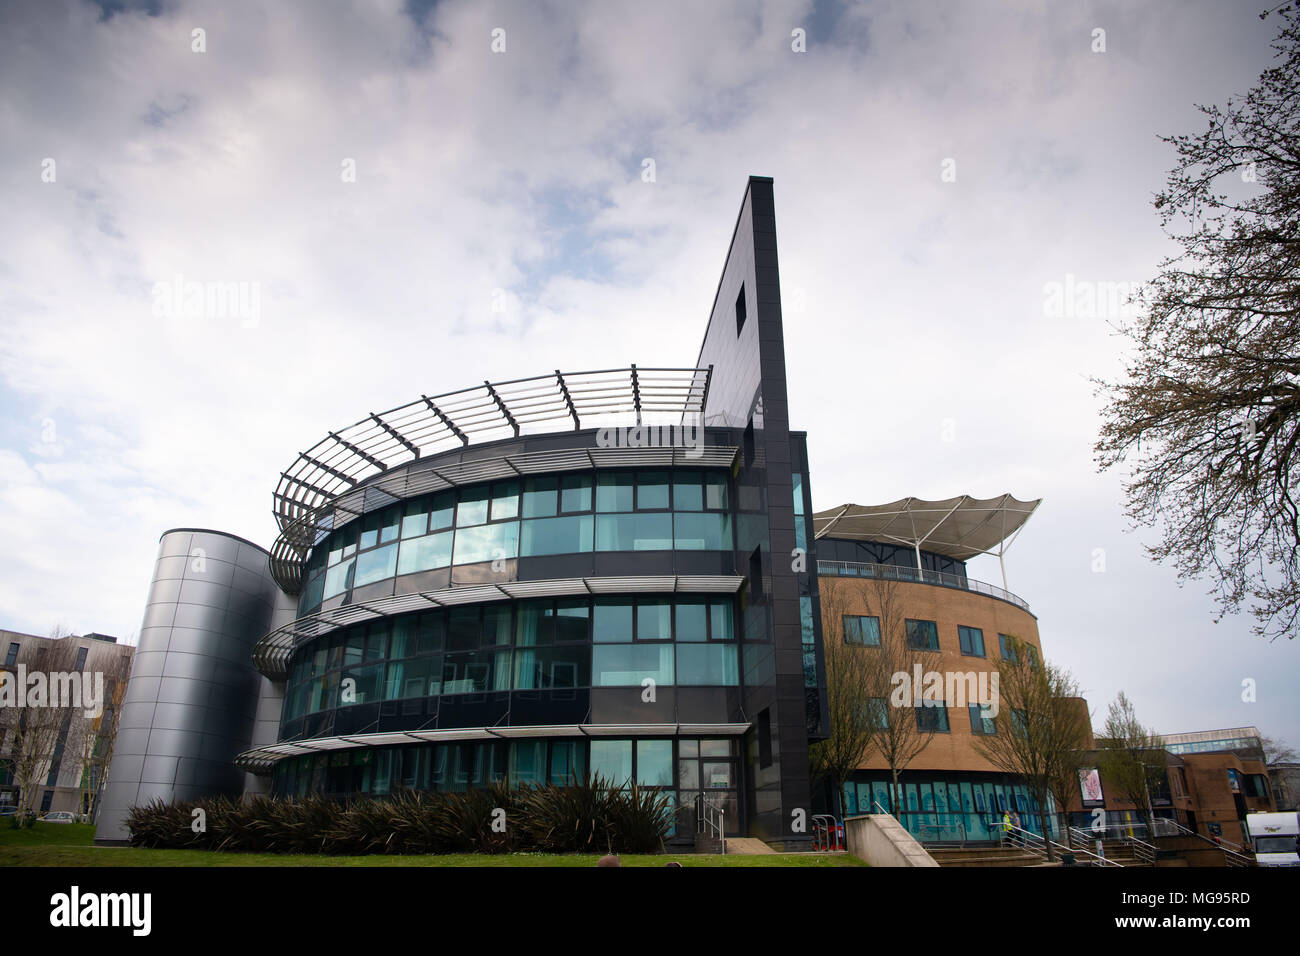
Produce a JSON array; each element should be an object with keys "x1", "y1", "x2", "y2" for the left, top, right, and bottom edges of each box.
[
  {"x1": 928, "y1": 847, "x2": 1043, "y2": 868},
  {"x1": 725, "y1": 837, "x2": 776, "y2": 855}
]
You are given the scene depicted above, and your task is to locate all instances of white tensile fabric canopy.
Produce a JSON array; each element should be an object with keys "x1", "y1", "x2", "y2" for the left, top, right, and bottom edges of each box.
[{"x1": 812, "y1": 494, "x2": 1042, "y2": 563}]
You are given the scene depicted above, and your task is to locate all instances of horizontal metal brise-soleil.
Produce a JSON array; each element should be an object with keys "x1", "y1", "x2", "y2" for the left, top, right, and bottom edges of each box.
[
  {"x1": 273, "y1": 366, "x2": 713, "y2": 535},
  {"x1": 251, "y1": 574, "x2": 746, "y2": 678}
]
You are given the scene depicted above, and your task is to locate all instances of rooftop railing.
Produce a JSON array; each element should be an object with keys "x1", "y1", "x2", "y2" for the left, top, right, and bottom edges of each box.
[{"x1": 816, "y1": 560, "x2": 1031, "y2": 613}]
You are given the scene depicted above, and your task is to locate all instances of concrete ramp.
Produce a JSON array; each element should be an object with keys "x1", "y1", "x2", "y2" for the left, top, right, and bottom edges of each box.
[{"x1": 844, "y1": 814, "x2": 938, "y2": 867}]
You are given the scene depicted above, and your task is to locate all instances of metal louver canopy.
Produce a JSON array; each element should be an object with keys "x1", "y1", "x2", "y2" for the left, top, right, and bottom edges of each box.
[{"x1": 273, "y1": 365, "x2": 712, "y2": 534}]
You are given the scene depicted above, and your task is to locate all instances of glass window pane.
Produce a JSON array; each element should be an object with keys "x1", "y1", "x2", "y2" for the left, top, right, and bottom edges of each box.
[
  {"x1": 596, "y1": 473, "x2": 634, "y2": 512},
  {"x1": 700, "y1": 739, "x2": 731, "y2": 757},
  {"x1": 637, "y1": 472, "x2": 670, "y2": 510},
  {"x1": 705, "y1": 474, "x2": 728, "y2": 510},
  {"x1": 595, "y1": 513, "x2": 673, "y2": 551},
  {"x1": 491, "y1": 481, "x2": 519, "y2": 521},
  {"x1": 674, "y1": 512, "x2": 731, "y2": 550},
  {"x1": 396, "y1": 531, "x2": 453, "y2": 574},
  {"x1": 592, "y1": 644, "x2": 674, "y2": 686},
  {"x1": 673, "y1": 471, "x2": 703, "y2": 511},
  {"x1": 483, "y1": 605, "x2": 511, "y2": 646},
  {"x1": 675, "y1": 601, "x2": 708, "y2": 642},
  {"x1": 521, "y1": 515, "x2": 594, "y2": 556},
  {"x1": 676, "y1": 644, "x2": 739, "y2": 685},
  {"x1": 549, "y1": 741, "x2": 585, "y2": 786},
  {"x1": 560, "y1": 474, "x2": 592, "y2": 512},
  {"x1": 590, "y1": 740, "x2": 633, "y2": 787},
  {"x1": 679, "y1": 739, "x2": 699, "y2": 758},
  {"x1": 678, "y1": 759, "x2": 700, "y2": 789},
  {"x1": 637, "y1": 599, "x2": 672, "y2": 640},
  {"x1": 323, "y1": 557, "x2": 355, "y2": 598},
  {"x1": 453, "y1": 521, "x2": 520, "y2": 564},
  {"x1": 510, "y1": 741, "x2": 546, "y2": 786},
  {"x1": 637, "y1": 740, "x2": 673, "y2": 787},
  {"x1": 522, "y1": 477, "x2": 558, "y2": 518},
  {"x1": 448, "y1": 608, "x2": 480, "y2": 651},
  {"x1": 702, "y1": 760, "x2": 733, "y2": 789},
  {"x1": 709, "y1": 601, "x2": 734, "y2": 641},
  {"x1": 554, "y1": 601, "x2": 590, "y2": 643},
  {"x1": 593, "y1": 600, "x2": 632, "y2": 643},
  {"x1": 429, "y1": 492, "x2": 455, "y2": 531},
  {"x1": 401, "y1": 498, "x2": 428, "y2": 539},
  {"x1": 457, "y1": 488, "x2": 489, "y2": 527},
  {"x1": 515, "y1": 601, "x2": 547, "y2": 647}
]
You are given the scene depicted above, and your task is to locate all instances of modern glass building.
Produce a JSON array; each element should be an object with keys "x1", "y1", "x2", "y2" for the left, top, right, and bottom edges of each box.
[{"x1": 95, "y1": 177, "x2": 829, "y2": 848}]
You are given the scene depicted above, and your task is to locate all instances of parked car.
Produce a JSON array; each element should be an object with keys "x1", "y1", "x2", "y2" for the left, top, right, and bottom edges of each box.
[{"x1": 39, "y1": 811, "x2": 77, "y2": 824}]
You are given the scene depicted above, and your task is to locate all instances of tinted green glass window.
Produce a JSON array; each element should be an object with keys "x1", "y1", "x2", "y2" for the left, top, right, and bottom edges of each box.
[
  {"x1": 396, "y1": 531, "x2": 453, "y2": 574},
  {"x1": 353, "y1": 543, "x2": 398, "y2": 587},
  {"x1": 593, "y1": 600, "x2": 633, "y2": 643},
  {"x1": 323, "y1": 557, "x2": 354, "y2": 599},
  {"x1": 637, "y1": 740, "x2": 673, "y2": 787},
  {"x1": 592, "y1": 644, "x2": 674, "y2": 686},
  {"x1": 676, "y1": 644, "x2": 739, "y2": 685},
  {"x1": 675, "y1": 601, "x2": 708, "y2": 642},
  {"x1": 709, "y1": 601, "x2": 734, "y2": 641},
  {"x1": 457, "y1": 488, "x2": 489, "y2": 527},
  {"x1": 590, "y1": 740, "x2": 633, "y2": 786},
  {"x1": 522, "y1": 477, "x2": 558, "y2": 518},
  {"x1": 596, "y1": 473, "x2": 634, "y2": 512},
  {"x1": 705, "y1": 474, "x2": 728, "y2": 510},
  {"x1": 637, "y1": 599, "x2": 672, "y2": 640},
  {"x1": 674, "y1": 512, "x2": 731, "y2": 550},
  {"x1": 595, "y1": 513, "x2": 673, "y2": 550},
  {"x1": 401, "y1": 499, "x2": 428, "y2": 539},
  {"x1": 560, "y1": 475, "x2": 593, "y2": 512},
  {"x1": 673, "y1": 471, "x2": 704, "y2": 511},
  {"x1": 491, "y1": 481, "x2": 519, "y2": 520},
  {"x1": 521, "y1": 515, "x2": 594, "y2": 556},
  {"x1": 453, "y1": 521, "x2": 519, "y2": 564},
  {"x1": 637, "y1": 471, "x2": 670, "y2": 510},
  {"x1": 429, "y1": 492, "x2": 455, "y2": 531}
]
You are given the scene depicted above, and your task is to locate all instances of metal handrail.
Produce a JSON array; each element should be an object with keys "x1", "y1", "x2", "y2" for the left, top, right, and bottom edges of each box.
[
  {"x1": 697, "y1": 795, "x2": 726, "y2": 855},
  {"x1": 1069, "y1": 825, "x2": 1157, "y2": 864},
  {"x1": 1005, "y1": 824, "x2": 1123, "y2": 867},
  {"x1": 1151, "y1": 819, "x2": 1252, "y2": 862},
  {"x1": 816, "y1": 560, "x2": 1031, "y2": 612}
]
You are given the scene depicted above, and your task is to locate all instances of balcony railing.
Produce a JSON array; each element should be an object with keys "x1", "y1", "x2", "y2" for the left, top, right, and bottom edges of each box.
[{"x1": 816, "y1": 560, "x2": 1031, "y2": 613}]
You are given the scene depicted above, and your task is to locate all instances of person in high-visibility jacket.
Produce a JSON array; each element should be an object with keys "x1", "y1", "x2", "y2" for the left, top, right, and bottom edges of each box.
[{"x1": 1001, "y1": 811, "x2": 1013, "y2": 845}]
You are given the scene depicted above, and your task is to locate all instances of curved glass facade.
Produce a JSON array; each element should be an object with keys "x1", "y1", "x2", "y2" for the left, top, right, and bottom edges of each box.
[
  {"x1": 298, "y1": 469, "x2": 734, "y2": 616},
  {"x1": 270, "y1": 735, "x2": 743, "y2": 831},
  {"x1": 280, "y1": 594, "x2": 738, "y2": 739}
]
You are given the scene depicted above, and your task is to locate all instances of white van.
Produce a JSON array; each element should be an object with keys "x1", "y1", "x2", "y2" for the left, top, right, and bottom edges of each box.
[{"x1": 1245, "y1": 812, "x2": 1299, "y2": 866}]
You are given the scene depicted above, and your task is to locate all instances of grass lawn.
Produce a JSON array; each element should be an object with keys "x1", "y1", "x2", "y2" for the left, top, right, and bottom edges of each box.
[{"x1": 0, "y1": 823, "x2": 864, "y2": 867}]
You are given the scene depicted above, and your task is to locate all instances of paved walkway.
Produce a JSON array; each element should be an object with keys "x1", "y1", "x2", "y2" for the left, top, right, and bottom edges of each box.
[{"x1": 724, "y1": 837, "x2": 777, "y2": 854}]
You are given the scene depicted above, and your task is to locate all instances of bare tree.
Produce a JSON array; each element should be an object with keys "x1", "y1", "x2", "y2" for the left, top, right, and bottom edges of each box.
[
  {"x1": 857, "y1": 574, "x2": 938, "y2": 825},
  {"x1": 0, "y1": 639, "x2": 81, "y2": 817},
  {"x1": 972, "y1": 635, "x2": 1092, "y2": 861},
  {"x1": 808, "y1": 576, "x2": 879, "y2": 816},
  {"x1": 1094, "y1": 7, "x2": 1300, "y2": 641},
  {"x1": 69, "y1": 651, "x2": 130, "y2": 821},
  {"x1": 1096, "y1": 691, "x2": 1167, "y2": 833},
  {"x1": 1260, "y1": 733, "x2": 1298, "y2": 766}
]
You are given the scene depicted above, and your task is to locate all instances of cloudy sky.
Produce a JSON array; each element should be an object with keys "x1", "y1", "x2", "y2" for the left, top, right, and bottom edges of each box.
[{"x1": 1, "y1": 0, "x2": 1295, "y2": 747}]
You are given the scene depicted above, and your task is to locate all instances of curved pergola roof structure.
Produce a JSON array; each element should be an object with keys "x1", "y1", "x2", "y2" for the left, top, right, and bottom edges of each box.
[
  {"x1": 268, "y1": 365, "x2": 714, "y2": 592},
  {"x1": 813, "y1": 494, "x2": 1041, "y2": 562}
]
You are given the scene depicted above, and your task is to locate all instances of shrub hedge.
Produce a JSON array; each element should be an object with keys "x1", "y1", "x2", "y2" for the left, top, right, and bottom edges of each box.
[{"x1": 125, "y1": 777, "x2": 675, "y2": 855}]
